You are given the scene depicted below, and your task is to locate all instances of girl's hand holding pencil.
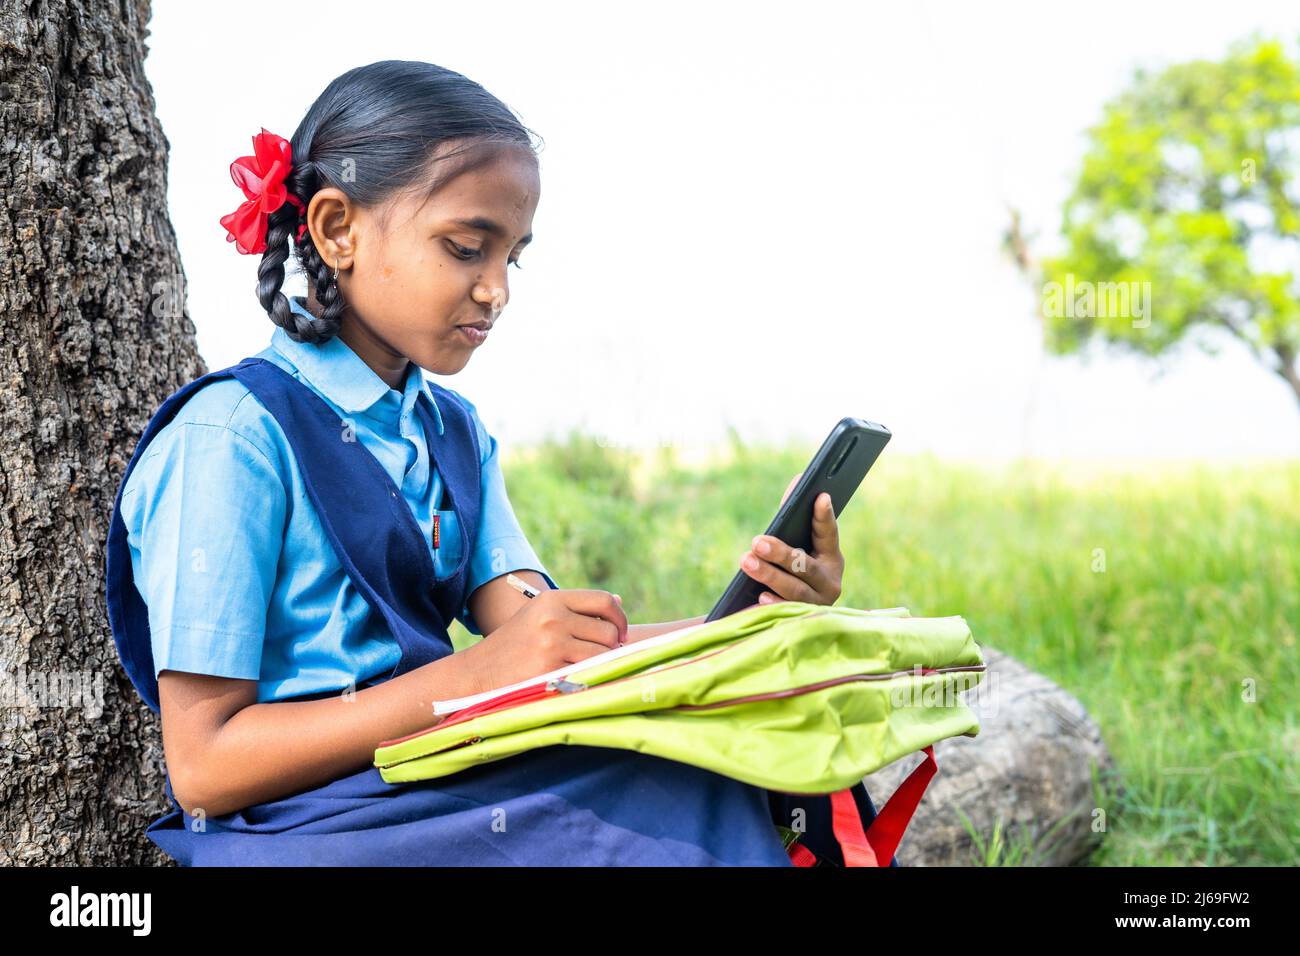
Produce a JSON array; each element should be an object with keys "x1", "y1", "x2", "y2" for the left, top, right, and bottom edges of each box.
[{"x1": 459, "y1": 578, "x2": 628, "y2": 694}]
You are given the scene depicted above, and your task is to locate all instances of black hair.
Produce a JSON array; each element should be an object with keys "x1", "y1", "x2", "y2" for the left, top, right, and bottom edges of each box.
[{"x1": 258, "y1": 60, "x2": 542, "y2": 344}]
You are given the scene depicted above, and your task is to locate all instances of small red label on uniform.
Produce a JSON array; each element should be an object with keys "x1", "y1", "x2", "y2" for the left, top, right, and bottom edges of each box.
[{"x1": 433, "y1": 513, "x2": 440, "y2": 550}]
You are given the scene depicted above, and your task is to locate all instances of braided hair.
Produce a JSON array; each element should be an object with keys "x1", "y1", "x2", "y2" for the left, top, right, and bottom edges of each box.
[{"x1": 258, "y1": 60, "x2": 542, "y2": 344}]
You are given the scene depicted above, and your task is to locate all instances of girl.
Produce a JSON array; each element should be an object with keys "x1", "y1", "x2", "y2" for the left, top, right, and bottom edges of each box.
[{"x1": 105, "y1": 59, "x2": 880, "y2": 866}]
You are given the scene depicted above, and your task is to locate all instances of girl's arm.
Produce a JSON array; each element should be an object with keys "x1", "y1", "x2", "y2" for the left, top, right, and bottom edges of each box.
[
  {"x1": 160, "y1": 644, "x2": 498, "y2": 818},
  {"x1": 163, "y1": 584, "x2": 628, "y2": 818}
]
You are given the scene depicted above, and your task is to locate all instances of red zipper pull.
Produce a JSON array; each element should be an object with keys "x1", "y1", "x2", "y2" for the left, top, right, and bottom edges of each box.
[{"x1": 432, "y1": 513, "x2": 440, "y2": 551}]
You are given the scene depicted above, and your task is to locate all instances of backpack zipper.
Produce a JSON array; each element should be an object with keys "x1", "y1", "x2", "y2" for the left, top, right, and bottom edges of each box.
[{"x1": 668, "y1": 663, "x2": 987, "y2": 711}]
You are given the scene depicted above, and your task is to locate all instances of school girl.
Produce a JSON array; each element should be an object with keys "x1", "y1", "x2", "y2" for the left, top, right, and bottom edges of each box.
[{"x1": 105, "y1": 59, "x2": 892, "y2": 866}]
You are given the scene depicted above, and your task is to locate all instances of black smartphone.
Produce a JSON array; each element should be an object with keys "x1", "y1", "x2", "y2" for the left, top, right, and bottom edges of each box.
[{"x1": 705, "y1": 417, "x2": 891, "y2": 623}]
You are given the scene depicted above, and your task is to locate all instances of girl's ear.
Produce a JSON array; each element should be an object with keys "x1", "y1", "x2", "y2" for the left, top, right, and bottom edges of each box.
[{"x1": 306, "y1": 186, "x2": 357, "y2": 268}]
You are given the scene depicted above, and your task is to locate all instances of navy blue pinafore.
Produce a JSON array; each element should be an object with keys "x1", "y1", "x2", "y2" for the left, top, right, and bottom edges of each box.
[{"x1": 106, "y1": 356, "x2": 894, "y2": 866}]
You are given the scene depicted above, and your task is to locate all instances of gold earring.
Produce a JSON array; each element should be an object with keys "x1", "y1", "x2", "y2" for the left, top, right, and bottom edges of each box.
[{"x1": 332, "y1": 257, "x2": 339, "y2": 288}]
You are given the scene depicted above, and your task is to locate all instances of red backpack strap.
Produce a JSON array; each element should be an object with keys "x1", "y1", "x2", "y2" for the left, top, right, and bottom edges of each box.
[
  {"x1": 831, "y1": 786, "x2": 880, "y2": 865},
  {"x1": 828, "y1": 745, "x2": 938, "y2": 867}
]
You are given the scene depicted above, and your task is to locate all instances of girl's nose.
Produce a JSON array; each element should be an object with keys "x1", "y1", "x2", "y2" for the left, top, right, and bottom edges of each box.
[{"x1": 482, "y1": 286, "x2": 506, "y2": 318}]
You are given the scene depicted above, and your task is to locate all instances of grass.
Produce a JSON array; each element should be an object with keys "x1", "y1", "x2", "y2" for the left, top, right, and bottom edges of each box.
[{"x1": 453, "y1": 430, "x2": 1299, "y2": 866}]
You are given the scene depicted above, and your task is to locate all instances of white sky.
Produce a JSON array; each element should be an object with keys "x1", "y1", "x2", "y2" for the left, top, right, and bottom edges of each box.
[{"x1": 144, "y1": 0, "x2": 1300, "y2": 461}]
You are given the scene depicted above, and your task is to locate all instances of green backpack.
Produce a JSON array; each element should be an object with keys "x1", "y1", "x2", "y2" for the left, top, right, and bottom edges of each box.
[{"x1": 374, "y1": 601, "x2": 986, "y2": 865}]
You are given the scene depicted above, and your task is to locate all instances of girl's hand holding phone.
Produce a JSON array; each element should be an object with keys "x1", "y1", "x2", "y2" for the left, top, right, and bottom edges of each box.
[
  {"x1": 462, "y1": 588, "x2": 628, "y2": 693},
  {"x1": 739, "y1": 472, "x2": 845, "y2": 608}
]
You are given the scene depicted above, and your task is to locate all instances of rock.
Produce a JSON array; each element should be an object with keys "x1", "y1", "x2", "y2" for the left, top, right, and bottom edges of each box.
[{"x1": 863, "y1": 646, "x2": 1118, "y2": 866}]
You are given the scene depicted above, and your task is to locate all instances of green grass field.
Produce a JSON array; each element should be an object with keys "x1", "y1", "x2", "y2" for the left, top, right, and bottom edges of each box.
[{"x1": 454, "y1": 432, "x2": 1299, "y2": 866}]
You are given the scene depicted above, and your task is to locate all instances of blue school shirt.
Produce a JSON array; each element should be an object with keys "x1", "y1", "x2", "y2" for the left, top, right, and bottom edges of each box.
[{"x1": 119, "y1": 297, "x2": 553, "y2": 702}]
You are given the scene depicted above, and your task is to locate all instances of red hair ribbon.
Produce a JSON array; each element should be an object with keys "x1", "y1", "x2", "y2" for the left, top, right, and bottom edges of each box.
[{"x1": 219, "y1": 127, "x2": 309, "y2": 254}]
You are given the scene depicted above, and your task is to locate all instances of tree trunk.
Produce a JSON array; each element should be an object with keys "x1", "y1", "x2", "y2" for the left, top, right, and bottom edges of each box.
[
  {"x1": 1, "y1": 0, "x2": 203, "y2": 864},
  {"x1": 1275, "y1": 345, "x2": 1300, "y2": 414},
  {"x1": 865, "y1": 646, "x2": 1119, "y2": 866}
]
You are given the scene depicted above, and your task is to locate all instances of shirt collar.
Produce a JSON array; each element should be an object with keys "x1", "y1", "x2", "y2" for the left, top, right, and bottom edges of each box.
[{"x1": 271, "y1": 296, "x2": 444, "y2": 434}]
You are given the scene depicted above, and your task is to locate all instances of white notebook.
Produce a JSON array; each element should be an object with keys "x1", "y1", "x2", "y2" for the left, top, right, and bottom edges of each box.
[{"x1": 433, "y1": 618, "x2": 711, "y2": 716}]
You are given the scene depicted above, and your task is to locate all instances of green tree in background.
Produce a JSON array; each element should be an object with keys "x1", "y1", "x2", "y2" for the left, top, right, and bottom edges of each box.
[{"x1": 1007, "y1": 37, "x2": 1300, "y2": 411}]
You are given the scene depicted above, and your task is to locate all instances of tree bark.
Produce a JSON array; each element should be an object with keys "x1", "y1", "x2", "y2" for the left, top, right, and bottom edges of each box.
[
  {"x1": 864, "y1": 646, "x2": 1119, "y2": 866},
  {"x1": 1274, "y1": 345, "x2": 1300, "y2": 413},
  {"x1": 1, "y1": 0, "x2": 204, "y2": 864}
]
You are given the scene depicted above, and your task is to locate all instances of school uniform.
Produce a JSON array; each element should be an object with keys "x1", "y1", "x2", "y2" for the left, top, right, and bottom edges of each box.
[
  {"x1": 104, "y1": 297, "x2": 809, "y2": 866},
  {"x1": 116, "y1": 296, "x2": 557, "y2": 703}
]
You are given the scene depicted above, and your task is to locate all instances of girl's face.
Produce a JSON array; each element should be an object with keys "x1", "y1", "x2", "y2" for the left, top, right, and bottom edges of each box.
[{"x1": 304, "y1": 145, "x2": 540, "y2": 387}]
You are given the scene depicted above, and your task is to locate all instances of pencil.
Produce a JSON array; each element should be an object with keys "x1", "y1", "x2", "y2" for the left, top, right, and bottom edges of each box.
[{"x1": 505, "y1": 573, "x2": 541, "y2": 599}]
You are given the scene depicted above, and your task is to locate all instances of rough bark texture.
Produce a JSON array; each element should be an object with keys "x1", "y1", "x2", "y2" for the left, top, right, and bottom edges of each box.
[
  {"x1": 865, "y1": 645, "x2": 1119, "y2": 866},
  {"x1": 1, "y1": 0, "x2": 204, "y2": 865}
]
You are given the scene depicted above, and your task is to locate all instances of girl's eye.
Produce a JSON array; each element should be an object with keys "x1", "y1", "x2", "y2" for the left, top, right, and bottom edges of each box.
[{"x1": 449, "y1": 241, "x2": 522, "y2": 269}]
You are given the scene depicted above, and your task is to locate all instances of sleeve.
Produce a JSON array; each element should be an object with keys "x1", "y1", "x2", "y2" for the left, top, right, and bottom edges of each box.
[
  {"x1": 118, "y1": 421, "x2": 288, "y2": 680},
  {"x1": 448, "y1": 393, "x2": 559, "y2": 637}
]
